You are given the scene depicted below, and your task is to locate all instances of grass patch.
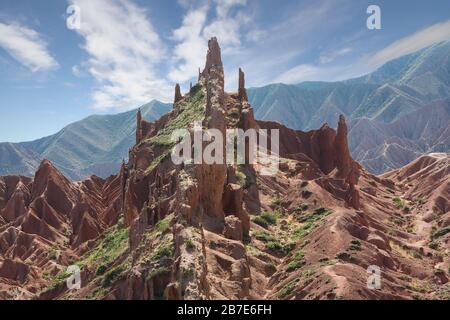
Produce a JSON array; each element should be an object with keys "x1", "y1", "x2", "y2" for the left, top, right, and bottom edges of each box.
[
  {"x1": 252, "y1": 211, "x2": 278, "y2": 228},
  {"x1": 155, "y1": 217, "x2": 171, "y2": 233},
  {"x1": 77, "y1": 221, "x2": 129, "y2": 270},
  {"x1": 185, "y1": 238, "x2": 195, "y2": 250},
  {"x1": 266, "y1": 240, "x2": 294, "y2": 255},
  {"x1": 277, "y1": 278, "x2": 300, "y2": 298},
  {"x1": 102, "y1": 263, "x2": 127, "y2": 287},
  {"x1": 432, "y1": 228, "x2": 450, "y2": 239},
  {"x1": 236, "y1": 171, "x2": 250, "y2": 189},
  {"x1": 393, "y1": 197, "x2": 408, "y2": 210},
  {"x1": 182, "y1": 266, "x2": 195, "y2": 277},
  {"x1": 152, "y1": 243, "x2": 174, "y2": 261},
  {"x1": 146, "y1": 87, "x2": 205, "y2": 148},
  {"x1": 292, "y1": 222, "x2": 314, "y2": 240},
  {"x1": 146, "y1": 150, "x2": 172, "y2": 173},
  {"x1": 143, "y1": 85, "x2": 206, "y2": 173},
  {"x1": 253, "y1": 231, "x2": 276, "y2": 242},
  {"x1": 147, "y1": 267, "x2": 170, "y2": 280},
  {"x1": 297, "y1": 207, "x2": 332, "y2": 223},
  {"x1": 271, "y1": 197, "x2": 282, "y2": 207},
  {"x1": 252, "y1": 216, "x2": 269, "y2": 228},
  {"x1": 286, "y1": 251, "x2": 306, "y2": 272}
]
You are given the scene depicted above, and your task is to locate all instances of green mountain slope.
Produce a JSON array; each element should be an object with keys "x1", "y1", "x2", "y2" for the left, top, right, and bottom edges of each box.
[
  {"x1": 247, "y1": 41, "x2": 450, "y2": 173},
  {"x1": 0, "y1": 101, "x2": 171, "y2": 180},
  {"x1": 249, "y1": 41, "x2": 450, "y2": 129}
]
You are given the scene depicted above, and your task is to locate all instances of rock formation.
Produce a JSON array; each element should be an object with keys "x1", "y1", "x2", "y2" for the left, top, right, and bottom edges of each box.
[
  {"x1": 1, "y1": 38, "x2": 449, "y2": 301},
  {"x1": 136, "y1": 109, "x2": 142, "y2": 144},
  {"x1": 238, "y1": 68, "x2": 248, "y2": 102},
  {"x1": 174, "y1": 84, "x2": 182, "y2": 104}
]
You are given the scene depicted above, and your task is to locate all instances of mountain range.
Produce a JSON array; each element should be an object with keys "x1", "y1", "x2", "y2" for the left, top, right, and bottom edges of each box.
[
  {"x1": 247, "y1": 41, "x2": 450, "y2": 173},
  {"x1": 0, "y1": 101, "x2": 171, "y2": 180},
  {"x1": 0, "y1": 42, "x2": 449, "y2": 179}
]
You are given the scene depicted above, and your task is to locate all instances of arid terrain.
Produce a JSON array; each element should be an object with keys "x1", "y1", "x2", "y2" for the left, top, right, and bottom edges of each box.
[{"x1": 0, "y1": 38, "x2": 449, "y2": 300}]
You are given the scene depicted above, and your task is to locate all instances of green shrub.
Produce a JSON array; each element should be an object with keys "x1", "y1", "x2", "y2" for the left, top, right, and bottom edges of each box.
[
  {"x1": 182, "y1": 266, "x2": 195, "y2": 277},
  {"x1": 209, "y1": 240, "x2": 217, "y2": 249},
  {"x1": 432, "y1": 228, "x2": 450, "y2": 239},
  {"x1": 185, "y1": 238, "x2": 195, "y2": 250},
  {"x1": 266, "y1": 241, "x2": 283, "y2": 251},
  {"x1": 292, "y1": 222, "x2": 314, "y2": 239},
  {"x1": 393, "y1": 197, "x2": 407, "y2": 210},
  {"x1": 272, "y1": 197, "x2": 282, "y2": 207},
  {"x1": 349, "y1": 239, "x2": 361, "y2": 251},
  {"x1": 277, "y1": 278, "x2": 300, "y2": 298},
  {"x1": 253, "y1": 212, "x2": 278, "y2": 228},
  {"x1": 266, "y1": 240, "x2": 294, "y2": 255},
  {"x1": 152, "y1": 243, "x2": 174, "y2": 261},
  {"x1": 252, "y1": 216, "x2": 269, "y2": 228},
  {"x1": 102, "y1": 264, "x2": 126, "y2": 287},
  {"x1": 96, "y1": 264, "x2": 108, "y2": 276},
  {"x1": 301, "y1": 190, "x2": 313, "y2": 198},
  {"x1": 429, "y1": 241, "x2": 439, "y2": 250},
  {"x1": 147, "y1": 267, "x2": 170, "y2": 280},
  {"x1": 155, "y1": 218, "x2": 170, "y2": 233},
  {"x1": 286, "y1": 251, "x2": 306, "y2": 272},
  {"x1": 253, "y1": 231, "x2": 275, "y2": 242},
  {"x1": 261, "y1": 212, "x2": 278, "y2": 225},
  {"x1": 294, "y1": 204, "x2": 309, "y2": 213},
  {"x1": 297, "y1": 208, "x2": 332, "y2": 223},
  {"x1": 300, "y1": 181, "x2": 309, "y2": 188}
]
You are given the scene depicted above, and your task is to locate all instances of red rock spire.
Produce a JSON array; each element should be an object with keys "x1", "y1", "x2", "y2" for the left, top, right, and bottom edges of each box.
[
  {"x1": 334, "y1": 114, "x2": 352, "y2": 178},
  {"x1": 174, "y1": 83, "x2": 182, "y2": 104},
  {"x1": 202, "y1": 37, "x2": 223, "y2": 78},
  {"x1": 238, "y1": 68, "x2": 248, "y2": 101},
  {"x1": 136, "y1": 108, "x2": 142, "y2": 144}
]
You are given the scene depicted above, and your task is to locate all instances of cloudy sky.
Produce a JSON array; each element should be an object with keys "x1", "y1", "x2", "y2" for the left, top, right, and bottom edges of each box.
[{"x1": 0, "y1": 0, "x2": 449, "y2": 142}]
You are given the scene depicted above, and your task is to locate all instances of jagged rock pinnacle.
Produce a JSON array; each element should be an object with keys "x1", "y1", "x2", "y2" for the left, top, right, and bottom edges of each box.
[
  {"x1": 335, "y1": 114, "x2": 352, "y2": 177},
  {"x1": 238, "y1": 68, "x2": 248, "y2": 101},
  {"x1": 174, "y1": 83, "x2": 182, "y2": 104},
  {"x1": 136, "y1": 108, "x2": 142, "y2": 144},
  {"x1": 203, "y1": 37, "x2": 223, "y2": 75}
]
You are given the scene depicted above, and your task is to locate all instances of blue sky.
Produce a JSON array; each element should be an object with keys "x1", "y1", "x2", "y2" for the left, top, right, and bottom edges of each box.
[{"x1": 0, "y1": 0, "x2": 449, "y2": 142}]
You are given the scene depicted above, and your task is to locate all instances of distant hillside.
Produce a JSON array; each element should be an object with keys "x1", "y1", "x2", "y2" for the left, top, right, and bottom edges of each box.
[
  {"x1": 0, "y1": 101, "x2": 172, "y2": 180},
  {"x1": 1, "y1": 42, "x2": 449, "y2": 178},
  {"x1": 248, "y1": 41, "x2": 450, "y2": 173}
]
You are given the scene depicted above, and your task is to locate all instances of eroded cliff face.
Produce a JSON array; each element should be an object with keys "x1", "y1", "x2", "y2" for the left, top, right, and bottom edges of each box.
[
  {"x1": 1, "y1": 38, "x2": 449, "y2": 300},
  {"x1": 0, "y1": 160, "x2": 123, "y2": 299}
]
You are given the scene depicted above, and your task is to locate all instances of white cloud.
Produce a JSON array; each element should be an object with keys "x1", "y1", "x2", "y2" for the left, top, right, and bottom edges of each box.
[
  {"x1": 0, "y1": 21, "x2": 58, "y2": 72},
  {"x1": 69, "y1": 0, "x2": 171, "y2": 110},
  {"x1": 273, "y1": 64, "x2": 325, "y2": 84},
  {"x1": 169, "y1": 0, "x2": 248, "y2": 83},
  {"x1": 319, "y1": 47, "x2": 352, "y2": 64},
  {"x1": 71, "y1": 65, "x2": 82, "y2": 77},
  {"x1": 367, "y1": 19, "x2": 450, "y2": 66},
  {"x1": 169, "y1": 5, "x2": 209, "y2": 83}
]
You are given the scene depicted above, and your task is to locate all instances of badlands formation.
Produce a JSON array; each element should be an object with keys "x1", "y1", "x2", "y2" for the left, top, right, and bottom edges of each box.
[{"x1": 0, "y1": 38, "x2": 449, "y2": 300}]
